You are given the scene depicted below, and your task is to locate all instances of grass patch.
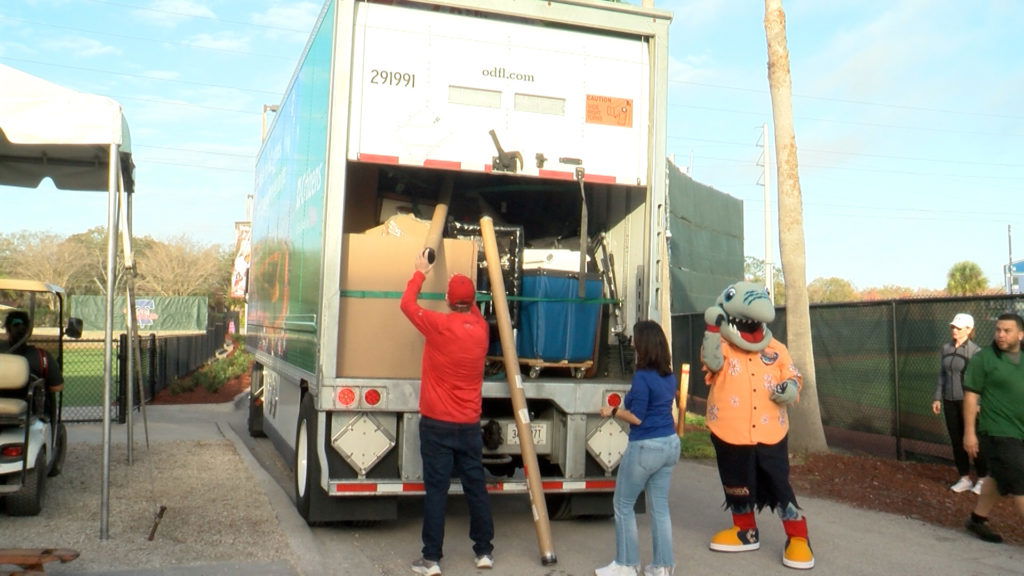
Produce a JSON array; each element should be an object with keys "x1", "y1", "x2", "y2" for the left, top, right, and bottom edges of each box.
[{"x1": 680, "y1": 412, "x2": 715, "y2": 459}]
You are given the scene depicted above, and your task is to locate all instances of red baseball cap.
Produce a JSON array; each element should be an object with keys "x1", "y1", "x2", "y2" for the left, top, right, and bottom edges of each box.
[{"x1": 446, "y1": 274, "x2": 476, "y2": 306}]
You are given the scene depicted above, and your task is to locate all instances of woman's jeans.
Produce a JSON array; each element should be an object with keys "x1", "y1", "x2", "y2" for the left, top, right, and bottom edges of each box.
[
  {"x1": 419, "y1": 416, "x2": 494, "y2": 561},
  {"x1": 613, "y1": 434, "x2": 680, "y2": 568}
]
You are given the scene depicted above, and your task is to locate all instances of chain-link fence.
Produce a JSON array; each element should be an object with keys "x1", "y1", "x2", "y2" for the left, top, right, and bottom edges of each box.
[
  {"x1": 672, "y1": 294, "x2": 1024, "y2": 461},
  {"x1": 61, "y1": 323, "x2": 228, "y2": 423}
]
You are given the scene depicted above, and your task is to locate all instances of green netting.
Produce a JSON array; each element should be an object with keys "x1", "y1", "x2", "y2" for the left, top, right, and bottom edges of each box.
[
  {"x1": 70, "y1": 295, "x2": 208, "y2": 332},
  {"x1": 672, "y1": 294, "x2": 1024, "y2": 455},
  {"x1": 667, "y1": 162, "x2": 743, "y2": 314}
]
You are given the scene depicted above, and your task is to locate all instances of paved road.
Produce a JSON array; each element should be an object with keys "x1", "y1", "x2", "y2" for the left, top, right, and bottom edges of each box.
[{"x1": 50, "y1": 400, "x2": 1024, "y2": 575}]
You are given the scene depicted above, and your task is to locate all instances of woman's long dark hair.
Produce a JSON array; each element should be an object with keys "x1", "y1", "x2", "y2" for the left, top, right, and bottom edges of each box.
[{"x1": 633, "y1": 320, "x2": 672, "y2": 376}]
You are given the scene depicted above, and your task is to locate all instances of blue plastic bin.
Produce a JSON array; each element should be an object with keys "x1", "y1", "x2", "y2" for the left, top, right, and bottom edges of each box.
[{"x1": 517, "y1": 271, "x2": 602, "y2": 363}]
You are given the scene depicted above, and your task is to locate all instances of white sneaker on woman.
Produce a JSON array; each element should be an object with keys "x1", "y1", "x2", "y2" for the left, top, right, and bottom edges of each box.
[
  {"x1": 971, "y1": 478, "x2": 985, "y2": 495},
  {"x1": 950, "y1": 476, "x2": 973, "y2": 493},
  {"x1": 595, "y1": 561, "x2": 639, "y2": 576}
]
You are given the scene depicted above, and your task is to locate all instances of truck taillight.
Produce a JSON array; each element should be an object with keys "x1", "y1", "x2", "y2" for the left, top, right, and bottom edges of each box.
[
  {"x1": 605, "y1": 392, "x2": 623, "y2": 407},
  {"x1": 363, "y1": 388, "x2": 382, "y2": 406},
  {"x1": 337, "y1": 387, "x2": 357, "y2": 407},
  {"x1": 1, "y1": 444, "x2": 24, "y2": 458}
]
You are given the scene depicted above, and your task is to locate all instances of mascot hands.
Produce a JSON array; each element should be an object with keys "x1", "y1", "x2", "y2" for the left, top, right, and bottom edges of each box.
[
  {"x1": 701, "y1": 304, "x2": 726, "y2": 373},
  {"x1": 771, "y1": 379, "x2": 799, "y2": 405},
  {"x1": 704, "y1": 305, "x2": 727, "y2": 331}
]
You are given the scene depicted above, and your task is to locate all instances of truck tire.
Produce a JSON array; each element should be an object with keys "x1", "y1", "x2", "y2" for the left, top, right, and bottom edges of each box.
[
  {"x1": 247, "y1": 367, "x2": 265, "y2": 438},
  {"x1": 6, "y1": 447, "x2": 46, "y2": 516},
  {"x1": 48, "y1": 423, "x2": 67, "y2": 477},
  {"x1": 295, "y1": 393, "x2": 325, "y2": 525}
]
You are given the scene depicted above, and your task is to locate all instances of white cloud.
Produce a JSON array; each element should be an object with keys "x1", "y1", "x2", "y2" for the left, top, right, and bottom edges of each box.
[
  {"x1": 44, "y1": 36, "x2": 120, "y2": 58},
  {"x1": 186, "y1": 32, "x2": 251, "y2": 52},
  {"x1": 134, "y1": 0, "x2": 217, "y2": 28},
  {"x1": 251, "y1": 2, "x2": 321, "y2": 40}
]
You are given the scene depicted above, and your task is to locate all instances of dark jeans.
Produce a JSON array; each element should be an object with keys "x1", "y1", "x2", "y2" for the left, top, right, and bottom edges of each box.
[
  {"x1": 419, "y1": 416, "x2": 494, "y2": 561},
  {"x1": 943, "y1": 399, "x2": 988, "y2": 477}
]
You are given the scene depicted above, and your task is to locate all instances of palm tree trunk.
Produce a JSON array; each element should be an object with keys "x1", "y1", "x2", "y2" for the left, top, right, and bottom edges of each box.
[{"x1": 764, "y1": 0, "x2": 828, "y2": 453}]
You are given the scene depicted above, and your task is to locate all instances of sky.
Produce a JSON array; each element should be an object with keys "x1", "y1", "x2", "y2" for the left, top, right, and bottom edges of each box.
[{"x1": 1, "y1": 0, "x2": 1022, "y2": 292}]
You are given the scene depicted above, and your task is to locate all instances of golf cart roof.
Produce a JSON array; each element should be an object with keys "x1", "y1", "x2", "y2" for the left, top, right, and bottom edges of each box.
[{"x1": 0, "y1": 279, "x2": 65, "y2": 295}]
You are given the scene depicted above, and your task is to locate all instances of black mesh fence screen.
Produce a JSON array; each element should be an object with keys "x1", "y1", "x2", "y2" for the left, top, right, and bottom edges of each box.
[
  {"x1": 60, "y1": 324, "x2": 227, "y2": 423},
  {"x1": 672, "y1": 294, "x2": 1024, "y2": 461}
]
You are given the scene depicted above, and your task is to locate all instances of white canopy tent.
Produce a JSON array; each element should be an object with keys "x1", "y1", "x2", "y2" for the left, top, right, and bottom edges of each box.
[{"x1": 0, "y1": 63, "x2": 135, "y2": 539}]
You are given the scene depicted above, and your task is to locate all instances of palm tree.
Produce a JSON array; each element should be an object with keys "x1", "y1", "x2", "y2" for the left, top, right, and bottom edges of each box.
[
  {"x1": 946, "y1": 261, "x2": 989, "y2": 295},
  {"x1": 764, "y1": 0, "x2": 828, "y2": 453}
]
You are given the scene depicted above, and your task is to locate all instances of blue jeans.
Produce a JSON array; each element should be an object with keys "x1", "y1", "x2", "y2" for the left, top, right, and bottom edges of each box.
[
  {"x1": 613, "y1": 434, "x2": 680, "y2": 568},
  {"x1": 419, "y1": 417, "x2": 494, "y2": 561}
]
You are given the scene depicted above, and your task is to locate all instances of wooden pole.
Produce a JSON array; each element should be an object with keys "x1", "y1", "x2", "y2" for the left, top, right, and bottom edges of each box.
[
  {"x1": 675, "y1": 363, "x2": 690, "y2": 437},
  {"x1": 423, "y1": 176, "x2": 454, "y2": 262},
  {"x1": 480, "y1": 216, "x2": 557, "y2": 566}
]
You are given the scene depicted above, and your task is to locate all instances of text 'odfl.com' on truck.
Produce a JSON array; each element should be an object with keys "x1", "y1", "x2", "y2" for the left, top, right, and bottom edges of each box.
[{"x1": 245, "y1": 0, "x2": 672, "y2": 524}]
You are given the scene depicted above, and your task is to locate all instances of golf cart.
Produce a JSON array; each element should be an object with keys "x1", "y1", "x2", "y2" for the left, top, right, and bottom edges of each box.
[{"x1": 0, "y1": 279, "x2": 82, "y2": 516}]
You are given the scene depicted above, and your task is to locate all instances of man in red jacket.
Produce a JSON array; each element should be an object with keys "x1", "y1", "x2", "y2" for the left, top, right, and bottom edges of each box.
[{"x1": 401, "y1": 249, "x2": 494, "y2": 576}]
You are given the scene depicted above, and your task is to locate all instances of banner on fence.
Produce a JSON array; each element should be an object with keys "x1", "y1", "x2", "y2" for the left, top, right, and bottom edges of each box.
[{"x1": 71, "y1": 295, "x2": 208, "y2": 332}]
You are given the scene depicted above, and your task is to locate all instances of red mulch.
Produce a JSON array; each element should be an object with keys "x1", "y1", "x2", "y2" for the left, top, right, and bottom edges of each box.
[
  {"x1": 150, "y1": 371, "x2": 249, "y2": 405},
  {"x1": 791, "y1": 451, "x2": 1023, "y2": 545}
]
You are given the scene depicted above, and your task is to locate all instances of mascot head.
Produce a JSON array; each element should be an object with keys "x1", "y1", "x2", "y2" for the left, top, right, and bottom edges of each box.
[{"x1": 715, "y1": 281, "x2": 774, "y2": 352}]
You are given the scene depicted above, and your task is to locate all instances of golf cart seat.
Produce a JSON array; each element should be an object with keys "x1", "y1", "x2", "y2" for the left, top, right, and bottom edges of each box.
[{"x1": 0, "y1": 353, "x2": 40, "y2": 423}]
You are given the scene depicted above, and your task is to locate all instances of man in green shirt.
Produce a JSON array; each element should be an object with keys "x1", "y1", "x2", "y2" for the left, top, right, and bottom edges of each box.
[{"x1": 962, "y1": 312, "x2": 1024, "y2": 543}]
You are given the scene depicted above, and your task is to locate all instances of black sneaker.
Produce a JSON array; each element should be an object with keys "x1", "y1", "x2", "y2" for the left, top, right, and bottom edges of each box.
[{"x1": 965, "y1": 517, "x2": 1004, "y2": 543}]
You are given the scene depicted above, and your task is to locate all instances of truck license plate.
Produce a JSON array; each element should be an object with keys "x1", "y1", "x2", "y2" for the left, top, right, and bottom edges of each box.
[{"x1": 507, "y1": 423, "x2": 546, "y2": 446}]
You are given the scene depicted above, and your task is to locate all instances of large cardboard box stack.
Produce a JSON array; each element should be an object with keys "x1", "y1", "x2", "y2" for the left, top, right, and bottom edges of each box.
[{"x1": 337, "y1": 214, "x2": 478, "y2": 378}]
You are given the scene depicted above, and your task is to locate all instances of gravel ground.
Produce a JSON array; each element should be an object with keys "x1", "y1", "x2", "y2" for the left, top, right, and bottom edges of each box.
[{"x1": 0, "y1": 437, "x2": 294, "y2": 574}]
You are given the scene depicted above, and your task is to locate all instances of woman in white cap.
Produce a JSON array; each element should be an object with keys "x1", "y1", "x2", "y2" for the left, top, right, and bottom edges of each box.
[{"x1": 932, "y1": 313, "x2": 988, "y2": 494}]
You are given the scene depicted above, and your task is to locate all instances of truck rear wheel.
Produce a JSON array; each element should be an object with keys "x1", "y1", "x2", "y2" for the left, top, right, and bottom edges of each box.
[
  {"x1": 6, "y1": 448, "x2": 46, "y2": 516},
  {"x1": 295, "y1": 393, "x2": 339, "y2": 525}
]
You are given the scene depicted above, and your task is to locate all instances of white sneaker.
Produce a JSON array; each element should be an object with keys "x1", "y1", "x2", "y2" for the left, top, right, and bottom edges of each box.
[
  {"x1": 950, "y1": 476, "x2": 973, "y2": 493},
  {"x1": 595, "y1": 561, "x2": 639, "y2": 576},
  {"x1": 475, "y1": 554, "x2": 494, "y2": 569},
  {"x1": 971, "y1": 478, "x2": 985, "y2": 495},
  {"x1": 644, "y1": 565, "x2": 673, "y2": 576}
]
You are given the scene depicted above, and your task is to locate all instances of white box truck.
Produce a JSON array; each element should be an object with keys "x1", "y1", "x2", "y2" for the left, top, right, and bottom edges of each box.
[{"x1": 247, "y1": 0, "x2": 672, "y2": 523}]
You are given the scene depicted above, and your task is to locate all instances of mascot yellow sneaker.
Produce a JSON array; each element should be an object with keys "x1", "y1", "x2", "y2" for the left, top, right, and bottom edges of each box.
[
  {"x1": 709, "y1": 513, "x2": 760, "y2": 552},
  {"x1": 782, "y1": 519, "x2": 814, "y2": 569}
]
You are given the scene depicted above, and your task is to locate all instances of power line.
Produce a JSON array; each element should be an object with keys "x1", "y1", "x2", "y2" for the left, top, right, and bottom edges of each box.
[
  {"x1": 0, "y1": 15, "x2": 296, "y2": 61},
  {"x1": 83, "y1": 0, "x2": 311, "y2": 34},
  {"x1": 0, "y1": 56, "x2": 282, "y2": 96},
  {"x1": 674, "y1": 79, "x2": 1024, "y2": 122}
]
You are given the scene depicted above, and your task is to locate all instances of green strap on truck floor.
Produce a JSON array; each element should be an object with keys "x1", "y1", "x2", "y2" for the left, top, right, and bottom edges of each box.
[{"x1": 339, "y1": 290, "x2": 617, "y2": 305}]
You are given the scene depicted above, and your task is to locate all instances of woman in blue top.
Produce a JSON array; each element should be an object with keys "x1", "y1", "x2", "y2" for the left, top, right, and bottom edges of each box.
[{"x1": 596, "y1": 320, "x2": 681, "y2": 576}]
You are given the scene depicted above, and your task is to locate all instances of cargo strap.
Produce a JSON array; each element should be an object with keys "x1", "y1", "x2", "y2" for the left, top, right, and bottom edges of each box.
[{"x1": 339, "y1": 290, "x2": 617, "y2": 304}]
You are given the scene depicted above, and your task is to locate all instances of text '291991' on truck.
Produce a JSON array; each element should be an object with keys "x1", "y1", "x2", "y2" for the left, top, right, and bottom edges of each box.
[{"x1": 246, "y1": 0, "x2": 672, "y2": 524}]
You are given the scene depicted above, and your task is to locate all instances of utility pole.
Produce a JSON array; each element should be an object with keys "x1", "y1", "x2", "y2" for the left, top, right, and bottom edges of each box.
[
  {"x1": 1009, "y1": 224, "x2": 1015, "y2": 294},
  {"x1": 757, "y1": 123, "x2": 774, "y2": 300}
]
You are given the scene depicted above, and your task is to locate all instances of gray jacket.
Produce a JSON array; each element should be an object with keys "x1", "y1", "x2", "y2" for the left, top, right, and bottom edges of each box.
[{"x1": 933, "y1": 339, "x2": 981, "y2": 402}]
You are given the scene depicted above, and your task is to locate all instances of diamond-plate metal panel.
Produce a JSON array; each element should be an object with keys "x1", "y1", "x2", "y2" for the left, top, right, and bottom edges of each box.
[
  {"x1": 331, "y1": 413, "x2": 396, "y2": 477},
  {"x1": 585, "y1": 417, "x2": 628, "y2": 473}
]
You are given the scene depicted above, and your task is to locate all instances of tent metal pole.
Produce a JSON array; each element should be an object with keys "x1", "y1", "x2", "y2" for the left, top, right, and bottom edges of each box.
[{"x1": 100, "y1": 144, "x2": 120, "y2": 540}]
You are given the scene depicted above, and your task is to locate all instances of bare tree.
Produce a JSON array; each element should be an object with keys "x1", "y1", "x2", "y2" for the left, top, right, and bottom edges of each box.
[
  {"x1": 3, "y1": 231, "x2": 91, "y2": 293},
  {"x1": 807, "y1": 277, "x2": 857, "y2": 303},
  {"x1": 136, "y1": 235, "x2": 229, "y2": 297},
  {"x1": 764, "y1": 0, "x2": 828, "y2": 453}
]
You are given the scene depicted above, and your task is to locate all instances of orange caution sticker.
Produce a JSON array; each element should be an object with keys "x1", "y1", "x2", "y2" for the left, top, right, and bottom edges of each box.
[{"x1": 585, "y1": 95, "x2": 633, "y2": 127}]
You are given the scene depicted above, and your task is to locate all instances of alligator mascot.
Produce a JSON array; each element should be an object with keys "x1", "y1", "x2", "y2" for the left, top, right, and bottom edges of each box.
[{"x1": 700, "y1": 281, "x2": 814, "y2": 570}]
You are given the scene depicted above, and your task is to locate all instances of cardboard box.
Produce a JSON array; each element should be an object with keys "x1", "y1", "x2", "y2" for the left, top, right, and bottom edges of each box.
[{"x1": 337, "y1": 214, "x2": 478, "y2": 378}]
